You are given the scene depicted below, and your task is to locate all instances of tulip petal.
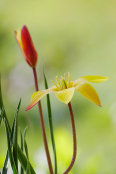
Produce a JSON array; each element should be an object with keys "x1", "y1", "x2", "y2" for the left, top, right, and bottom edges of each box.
[
  {"x1": 75, "y1": 82, "x2": 101, "y2": 106},
  {"x1": 14, "y1": 29, "x2": 23, "y2": 49},
  {"x1": 55, "y1": 87, "x2": 75, "y2": 104},
  {"x1": 78, "y1": 76, "x2": 109, "y2": 83},
  {"x1": 21, "y1": 26, "x2": 38, "y2": 67},
  {"x1": 26, "y1": 87, "x2": 57, "y2": 111}
]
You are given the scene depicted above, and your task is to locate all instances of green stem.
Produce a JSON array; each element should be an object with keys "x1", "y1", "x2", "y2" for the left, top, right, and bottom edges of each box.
[
  {"x1": 32, "y1": 67, "x2": 54, "y2": 174},
  {"x1": 63, "y1": 102, "x2": 77, "y2": 174},
  {"x1": 43, "y1": 69, "x2": 57, "y2": 174}
]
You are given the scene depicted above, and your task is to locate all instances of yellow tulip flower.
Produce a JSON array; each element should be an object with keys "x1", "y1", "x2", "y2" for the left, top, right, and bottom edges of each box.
[{"x1": 26, "y1": 73, "x2": 108, "y2": 111}]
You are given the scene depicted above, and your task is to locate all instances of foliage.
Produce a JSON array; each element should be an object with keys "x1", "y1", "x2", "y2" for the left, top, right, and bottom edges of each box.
[
  {"x1": 0, "y1": 70, "x2": 58, "y2": 173},
  {"x1": 0, "y1": 77, "x2": 36, "y2": 174}
]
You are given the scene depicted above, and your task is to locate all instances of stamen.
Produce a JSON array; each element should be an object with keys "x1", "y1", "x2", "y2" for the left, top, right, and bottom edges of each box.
[
  {"x1": 51, "y1": 80, "x2": 60, "y2": 90},
  {"x1": 56, "y1": 76, "x2": 62, "y2": 90},
  {"x1": 63, "y1": 79, "x2": 67, "y2": 89},
  {"x1": 68, "y1": 72, "x2": 71, "y2": 88},
  {"x1": 64, "y1": 73, "x2": 68, "y2": 87},
  {"x1": 61, "y1": 76, "x2": 66, "y2": 89}
]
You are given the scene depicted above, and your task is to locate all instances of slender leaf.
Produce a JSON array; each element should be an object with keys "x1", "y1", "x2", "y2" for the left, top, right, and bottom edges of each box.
[
  {"x1": 20, "y1": 129, "x2": 24, "y2": 174},
  {"x1": 12, "y1": 98, "x2": 21, "y2": 171},
  {"x1": 43, "y1": 68, "x2": 57, "y2": 174},
  {"x1": 18, "y1": 147, "x2": 36, "y2": 174},
  {"x1": 0, "y1": 74, "x2": 3, "y2": 109},
  {"x1": 2, "y1": 151, "x2": 9, "y2": 174},
  {"x1": 23, "y1": 127, "x2": 28, "y2": 157},
  {"x1": 23, "y1": 127, "x2": 31, "y2": 174},
  {"x1": 0, "y1": 76, "x2": 11, "y2": 131},
  {"x1": 20, "y1": 129, "x2": 23, "y2": 152},
  {"x1": 25, "y1": 141, "x2": 30, "y2": 174},
  {"x1": 0, "y1": 105, "x2": 4, "y2": 125},
  {"x1": 3, "y1": 118, "x2": 18, "y2": 174},
  {"x1": 11, "y1": 99, "x2": 21, "y2": 143},
  {"x1": 0, "y1": 77, "x2": 36, "y2": 174}
]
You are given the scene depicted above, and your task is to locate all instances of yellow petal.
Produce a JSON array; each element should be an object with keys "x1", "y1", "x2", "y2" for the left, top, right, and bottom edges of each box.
[
  {"x1": 78, "y1": 75, "x2": 109, "y2": 83},
  {"x1": 26, "y1": 86, "x2": 57, "y2": 111},
  {"x1": 15, "y1": 28, "x2": 23, "y2": 49},
  {"x1": 75, "y1": 82, "x2": 101, "y2": 106},
  {"x1": 31, "y1": 91, "x2": 38, "y2": 100},
  {"x1": 55, "y1": 87, "x2": 75, "y2": 104}
]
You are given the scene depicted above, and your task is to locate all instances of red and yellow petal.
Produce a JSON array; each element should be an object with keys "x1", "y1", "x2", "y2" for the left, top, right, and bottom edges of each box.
[
  {"x1": 14, "y1": 29, "x2": 23, "y2": 49},
  {"x1": 26, "y1": 87, "x2": 57, "y2": 111},
  {"x1": 15, "y1": 26, "x2": 38, "y2": 67},
  {"x1": 21, "y1": 26, "x2": 38, "y2": 67}
]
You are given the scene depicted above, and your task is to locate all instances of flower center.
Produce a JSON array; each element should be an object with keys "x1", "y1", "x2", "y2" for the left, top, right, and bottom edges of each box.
[{"x1": 51, "y1": 72, "x2": 71, "y2": 90}]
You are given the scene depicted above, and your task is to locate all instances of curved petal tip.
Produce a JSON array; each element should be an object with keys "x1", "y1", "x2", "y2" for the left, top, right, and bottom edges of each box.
[{"x1": 25, "y1": 105, "x2": 33, "y2": 111}]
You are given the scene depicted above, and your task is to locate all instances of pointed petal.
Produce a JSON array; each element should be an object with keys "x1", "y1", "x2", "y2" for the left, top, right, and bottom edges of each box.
[
  {"x1": 26, "y1": 86, "x2": 57, "y2": 111},
  {"x1": 14, "y1": 29, "x2": 23, "y2": 49},
  {"x1": 75, "y1": 82, "x2": 101, "y2": 106},
  {"x1": 21, "y1": 26, "x2": 38, "y2": 67},
  {"x1": 78, "y1": 75, "x2": 109, "y2": 83},
  {"x1": 55, "y1": 87, "x2": 75, "y2": 104}
]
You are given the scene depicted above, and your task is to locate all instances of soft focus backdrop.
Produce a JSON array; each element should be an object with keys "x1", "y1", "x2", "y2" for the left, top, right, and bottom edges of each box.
[{"x1": 0, "y1": 0, "x2": 115, "y2": 173}]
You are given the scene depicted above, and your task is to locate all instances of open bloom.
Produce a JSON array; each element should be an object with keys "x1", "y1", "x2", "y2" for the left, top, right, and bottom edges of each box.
[
  {"x1": 26, "y1": 73, "x2": 108, "y2": 111},
  {"x1": 15, "y1": 26, "x2": 38, "y2": 67}
]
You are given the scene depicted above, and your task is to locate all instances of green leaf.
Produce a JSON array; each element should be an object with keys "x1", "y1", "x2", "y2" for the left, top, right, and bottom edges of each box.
[
  {"x1": 3, "y1": 118, "x2": 18, "y2": 174},
  {"x1": 20, "y1": 129, "x2": 23, "y2": 152},
  {"x1": 20, "y1": 129, "x2": 24, "y2": 174},
  {"x1": 12, "y1": 98, "x2": 21, "y2": 171},
  {"x1": 25, "y1": 141, "x2": 31, "y2": 174},
  {"x1": 18, "y1": 147, "x2": 36, "y2": 174},
  {"x1": 0, "y1": 75, "x2": 11, "y2": 131},
  {"x1": 43, "y1": 68, "x2": 57, "y2": 174},
  {"x1": 2, "y1": 151, "x2": 9, "y2": 174},
  {"x1": 0, "y1": 105, "x2": 4, "y2": 125},
  {"x1": 0, "y1": 74, "x2": 3, "y2": 110},
  {"x1": 23, "y1": 127, "x2": 31, "y2": 174},
  {"x1": 23, "y1": 127, "x2": 28, "y2": 157},
  {"x1": 0, "y1": 77, "x2": 36, "y2": 174}
]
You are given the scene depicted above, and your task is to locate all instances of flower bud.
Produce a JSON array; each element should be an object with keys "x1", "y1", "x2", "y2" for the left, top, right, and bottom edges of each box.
[{"x1": 15, "y1": 26, "x2": 38, "y2": 67}]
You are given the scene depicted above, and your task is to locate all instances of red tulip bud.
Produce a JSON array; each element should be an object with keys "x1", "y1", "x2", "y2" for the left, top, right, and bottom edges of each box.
[{"x1": 15, "y1": 26, "x2": 38, "y2": 67}]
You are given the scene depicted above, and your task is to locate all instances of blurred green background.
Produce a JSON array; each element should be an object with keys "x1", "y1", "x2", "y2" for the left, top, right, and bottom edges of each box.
[{"x1": 0, "y1": 0, "x2": 115, "y2": 173}]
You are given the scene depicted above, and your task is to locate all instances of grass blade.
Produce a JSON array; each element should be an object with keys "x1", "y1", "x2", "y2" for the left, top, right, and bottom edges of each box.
[
  {"x1": 43, "y1": 68, "x2": 57, "y2": 174},
  {"x1": 0, "y1": 77, "x2": 36, "y2": 174},
  {"x1": 0, "y1": 105, "x2": 4, "y2": 125},
  {"x1": 23, "y1": 127, "x2": 31, "y2": 174},
  {"x1": 2, "y1": 151, "x2": 9, "y2": 174},
  {"x1": 18, "y1": 147, "x2": 36, "y2": 174},
  {"x1": 20, "y1": 129, "x2": 24, "y2": 174},
  {"x1": 3, "y1": 118, "x2": 18, "y2": 174},
  {"x1": 12, "y1": 98, "x2": 21, "y2": 171},
  {"x1": 23, "y1": 127, "x2": 28, "y2": 158},
  {"x1": 0, "y1": 75, "x2": 11, "y2": 131}
]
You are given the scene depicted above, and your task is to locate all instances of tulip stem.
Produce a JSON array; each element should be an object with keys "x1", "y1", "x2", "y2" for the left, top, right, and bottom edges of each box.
[
  {"x1": 63, "y1": 102, "x2": 77, "y2": 174},
  {"x1": 32, "y1": 67, "x2": 54, "y2": 174}
]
